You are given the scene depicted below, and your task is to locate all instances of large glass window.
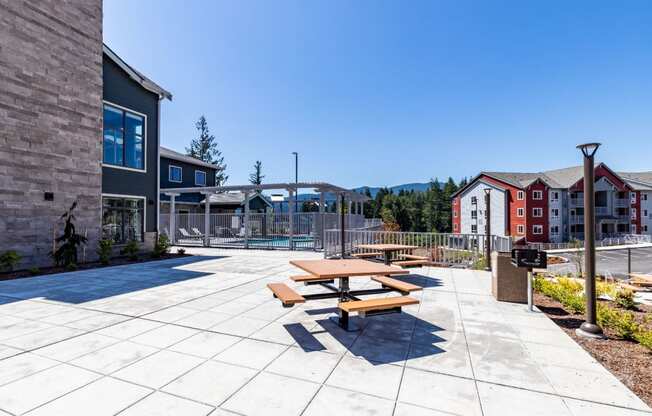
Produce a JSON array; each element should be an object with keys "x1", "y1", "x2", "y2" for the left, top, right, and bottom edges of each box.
[
  {"x1": 102, "y1": 197, "x2": 144, "y2": 243},
  {"x1": 169, "y1": 166, "x2": 182, "y2": 182},
  {"x1": 103, "y1": 104, "x2": 145, "y2": 170}
]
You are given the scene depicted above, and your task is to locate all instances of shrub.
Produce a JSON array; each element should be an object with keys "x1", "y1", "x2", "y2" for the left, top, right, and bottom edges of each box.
[
  {"x1": 97, "y1": 239, "x2": 113, "y2": 265},
  {"x1": 597, "y1": 305, "x2": 639, "y2": 340},
  {"x1": 534, "y1": 276, "x2": 586, "y2": 314},
  {"x1": 151, "y1": 234, "x2": 170, "y2": 258},
  {"x1": 28, "y1": 267, "x2": 40, "y2": 276},
  {"x1": 177, "y1": 248, "x2": 186, "y2": 255},
  {"x1": 0, "y1": 250, "x2": 21, "y2": 272},
  {"x1": 614, "y1": 289, "x2": 636, "y2": 310},
  {"x1": 121, "y1": 240, "x2": 139, "y2": 261},
  {"x1": 52, "y1": 202, "x2": 87, "y2": 267},
  {"x1": 472, "y1": 256, "x2": 486, "y2": 270},
  {"x1": 596, "y1": 281, "x2": 617, "y2": 298},
  {"x1": 635, "y1": 330, "x2": 652, "y2": 351},
  {"x1": 557, "y1": 277, "x2": 583, "y2": 294}
]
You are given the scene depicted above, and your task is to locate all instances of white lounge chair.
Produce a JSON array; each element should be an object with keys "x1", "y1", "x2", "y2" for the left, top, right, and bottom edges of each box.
[{"x1": 191, "y1": 227, "x2": 204, "y2": 237}]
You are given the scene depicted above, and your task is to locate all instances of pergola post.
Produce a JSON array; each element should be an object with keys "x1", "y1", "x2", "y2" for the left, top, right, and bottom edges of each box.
[
  {"x1": 168, "y1": 193, "x2": 178, "y2": 245},
  {"x1": 319, "y1": 191, "x2": 325, "y2": 248},
  {"x1": 288, "y1": 190, "x2": 294, "y2": 250},
  {"x1": 244, "y1": 191, "x2": 250, "y2": 249},
  {"x1": 203, "y1": 192, "x2": 211, "y2": 247}
]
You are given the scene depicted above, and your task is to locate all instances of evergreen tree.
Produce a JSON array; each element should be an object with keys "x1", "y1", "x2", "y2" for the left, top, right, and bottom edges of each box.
[
  {"x1": 249, "y1": 160, "x2": 264, "y2": 185},
  {"x1": 186, "y1": 115, "x2": 228, "y2": 185}
]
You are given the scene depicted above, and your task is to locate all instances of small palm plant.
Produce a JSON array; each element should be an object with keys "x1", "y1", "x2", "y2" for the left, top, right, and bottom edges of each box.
[{"x1": 52, "y1": 201, "x2": 87, "y2": 267}]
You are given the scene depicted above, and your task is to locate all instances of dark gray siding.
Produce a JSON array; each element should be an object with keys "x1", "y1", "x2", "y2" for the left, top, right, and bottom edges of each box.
[
  {"x1": 160, "y1": 156, "x2": 216, "y2": 204},
  {"x1": 102, "y1": 56, "x2": 159, "y2": 232}
]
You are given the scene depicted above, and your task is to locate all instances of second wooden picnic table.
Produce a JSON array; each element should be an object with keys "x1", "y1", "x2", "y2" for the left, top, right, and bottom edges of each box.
[{"x1": 355, "y1": 243, "x2": 419, "y2": 265}]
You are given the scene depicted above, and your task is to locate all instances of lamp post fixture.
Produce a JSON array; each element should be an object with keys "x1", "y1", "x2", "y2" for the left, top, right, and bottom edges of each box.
[
  {"x1": 576, "y1": 142, "x2": 605, "y2": 339},
  {"x1": 484, "y1": 188, "x2": 492, "y2": 271},
  {"x1": 291, "y1": 152, "x2": 298, "y2": 211}
]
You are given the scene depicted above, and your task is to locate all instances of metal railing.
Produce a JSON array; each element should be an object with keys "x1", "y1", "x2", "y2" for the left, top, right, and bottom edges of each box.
[
  {"x1": 528, "y1": 234, "x2": 652, "y2": 251},
  {"x1": 160, "y1": 212, "x2": 378, "y2": 250},
  {"x1": 324, "y1": 230, "x2": 512, "y2": 267}
]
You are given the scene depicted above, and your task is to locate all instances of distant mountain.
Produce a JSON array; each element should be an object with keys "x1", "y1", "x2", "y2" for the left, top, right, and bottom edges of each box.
[{"x1": 353, "y1": 182, "x2": 433, "y2": 198}]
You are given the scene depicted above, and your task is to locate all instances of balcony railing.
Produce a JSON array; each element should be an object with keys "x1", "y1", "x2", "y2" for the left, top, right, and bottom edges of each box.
[
  {"x1": 615, "y1": 199, "x2": 630, "y2": 208},
  {"x1": 570, "y1": 215, "x2": 584, "y2": 224}
]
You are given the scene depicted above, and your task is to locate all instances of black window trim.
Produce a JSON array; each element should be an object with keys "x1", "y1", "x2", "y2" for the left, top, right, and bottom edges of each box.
[{"x1": 169, "y1": 165, "x2": 183, "y2": 183}]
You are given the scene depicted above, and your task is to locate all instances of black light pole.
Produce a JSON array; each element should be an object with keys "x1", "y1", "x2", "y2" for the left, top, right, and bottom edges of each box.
[
  {"x1": 484, "y1": 188, "x2": 492, "y2": 271},
  {"x1": 576, "y1": 142, "x2": 605, "y2": 339},
  {"x1": 292, "y1": 152, "x2": 298, "y2": 210}
]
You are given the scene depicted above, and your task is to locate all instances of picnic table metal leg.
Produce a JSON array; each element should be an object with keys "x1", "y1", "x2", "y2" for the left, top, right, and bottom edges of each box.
[{"x1": 384, "y1": 251, "x2": 391, "y2": 265}]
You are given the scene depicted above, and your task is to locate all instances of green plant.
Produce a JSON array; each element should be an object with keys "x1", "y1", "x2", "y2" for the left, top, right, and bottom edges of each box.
[
  {"x1": 121, "y1": 240, "x2": 139, "y2": 261},
  {"x1": 0, "y1": 250, "x2": 21, "y2": 272},
  {"x1": 52, "y1": 202, "x2": 87, "y2": 267},
  {"x1": 177, "y1": 248, "x2": 186, "y2": 255},
  {"x1": 614, "y1": 289, "x2": 636, "y2": 310},
  {"x1": 151, "y1": 234, "x2": 170, "y2": 258},
  {"x1": 471, "y1": 256, "x2": 486, "y2": 270},
  {"x1": 28, "y1": 267, "x2": 40, "y2": 276},
  {"x1": 634, "y1": 330, "x2": 652, "y2": 351},
  {"x1": 97, "y1": 239, "x2": 114, "y2": 265}
]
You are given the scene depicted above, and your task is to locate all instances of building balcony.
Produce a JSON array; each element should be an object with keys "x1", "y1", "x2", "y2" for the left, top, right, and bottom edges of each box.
[
  {"x1": 615, "y1": 199, "x2": 630, "y2": 208},
  {"x1": 570, "y1": 215, "x2": 584, "y2": 224},
  {"x1": 569, "y1": 198, "x2": 583, "y2": 207},
  {"x1": 595, "y1": 206, "x2": 609, "y2": 216}
]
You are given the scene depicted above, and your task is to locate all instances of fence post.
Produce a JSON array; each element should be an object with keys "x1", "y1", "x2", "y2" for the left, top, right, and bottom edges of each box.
[
  {"x1": 319, "y1": 191, "x2": 325, "y2": 249},
  {"x1": 168, "y1": 193, "x2": 177, "y2": 245},
  {"x1": 628, "y1": 248, "x2": 631, "y2": 276},
  {"x1": 244, "y1": 191, "x2": 250, "y2": 249},
  {"x1": 288, "y1": 190, "x2": 294, "y2": 250}
]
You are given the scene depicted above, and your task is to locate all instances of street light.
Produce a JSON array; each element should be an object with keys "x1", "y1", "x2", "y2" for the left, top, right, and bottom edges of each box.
[
  {"x1": 576, "y1": 142, "x2": 605, "y2": 339},
  {"x1": 484, "y1": 188, "x2": 492, "y2": 271},
  {"x1": 291, "y1": 152, "x2": 298, "y2": 211}
]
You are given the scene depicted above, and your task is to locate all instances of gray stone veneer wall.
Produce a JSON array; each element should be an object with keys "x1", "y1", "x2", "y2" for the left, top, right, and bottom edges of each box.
[{"x1": 0, "y1": 0, "x2": 103, "y2": 268}]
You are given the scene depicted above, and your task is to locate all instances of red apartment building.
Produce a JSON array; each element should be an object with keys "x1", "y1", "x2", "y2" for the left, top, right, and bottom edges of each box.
[{"x1": 452, "y1": 165, "x2": 652, "y2": 244}]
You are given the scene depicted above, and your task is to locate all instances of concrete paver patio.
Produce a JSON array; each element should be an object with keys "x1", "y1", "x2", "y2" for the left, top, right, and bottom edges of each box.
[{"x1": 0, "y1": 248, "x2": 649, "y2": 416}]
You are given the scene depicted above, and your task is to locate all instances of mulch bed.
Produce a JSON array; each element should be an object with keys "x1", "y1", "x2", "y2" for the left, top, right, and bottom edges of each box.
[
  {"x1": 0, "y1": 252, "x2": 190, "y2": 281},
  {"x1": 535, "y1": 292, "x2": 652, "y2": 407}
]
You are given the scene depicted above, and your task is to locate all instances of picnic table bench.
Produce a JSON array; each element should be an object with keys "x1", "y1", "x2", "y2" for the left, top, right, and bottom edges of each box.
[
  {"x1": 355, "y1": 244, "x2": 419, "y2": 265},
  {"x1": 267, "y1": 259, "x2": 421, "y2": 330}
]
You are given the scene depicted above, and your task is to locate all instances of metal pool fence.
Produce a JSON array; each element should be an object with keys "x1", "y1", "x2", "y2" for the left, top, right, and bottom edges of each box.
[
  {"x1": 160, "y1": 212, "x2": 377, "y2": 250},
  {"x1": 324, "y1": 230, "x2": 513, "y2": 267}
]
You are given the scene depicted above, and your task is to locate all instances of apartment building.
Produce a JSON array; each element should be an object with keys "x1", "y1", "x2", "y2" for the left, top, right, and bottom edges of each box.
[{"x1": 452, "y1": 164, "x2": 652, "y2": 243}]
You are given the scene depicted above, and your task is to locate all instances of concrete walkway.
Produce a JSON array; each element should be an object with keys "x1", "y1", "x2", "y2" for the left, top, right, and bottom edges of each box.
[{"x1": 0, "y1": 249, "x2": 649, "y2": 416}]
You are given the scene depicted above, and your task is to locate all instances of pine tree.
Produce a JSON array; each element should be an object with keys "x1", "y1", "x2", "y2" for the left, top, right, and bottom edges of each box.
[
  {"x1": 249, "y1": 160, "x2": 264, "y2": 185},
  {"x1": 186, "y1": 115, "x2": 228, "y2": 185}
]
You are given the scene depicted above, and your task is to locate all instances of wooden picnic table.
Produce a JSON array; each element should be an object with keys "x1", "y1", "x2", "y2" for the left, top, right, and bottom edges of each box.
[
  {"x1": 287, "y1": 259, "x2": 415, "y2": 329},
  {"x1": 355, "y1": 243, "x2": 419, "y2": 265}
]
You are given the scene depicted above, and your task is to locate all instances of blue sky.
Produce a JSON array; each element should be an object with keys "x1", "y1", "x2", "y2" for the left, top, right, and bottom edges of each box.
[{"x1": 104, "y1": 0, "x2": 652, "y2": 188}]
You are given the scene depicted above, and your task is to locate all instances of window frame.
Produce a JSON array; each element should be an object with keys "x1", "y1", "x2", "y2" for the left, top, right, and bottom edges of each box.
[
  {"x1": 551, "y1": 208, "x2": 559, "y2": 218},
  {"x1": 471, "y1": 224, "x2": 477, "y2": 234},
  {"x1": 533, "y1": 207, "x2": 543, "y2": 217},
  {"x1": 101, "y1": 194, "x2": 146, "y2": 244},
  {"x1": 102, "y1": 101, "x2": 147, "y2": 173},
  {"x1": 533, "y1": 225, "x2": 543, "y2": 235},
  {"x1": 169, "y1": 165, "x2": 183, "y2": 183},
  {"x1": 550, "y1": 191, "x2": 559, "y2": 201},
  {"x1": 517, "y1": 191, "x2": 525, "y2": 200},
  {"x1": 516, "y1": 224, "x2": 525, "y2": 234},
  {"x1": 517, "y1": 208, "x2": 524, "y2": 217},
  {"x1": 195, "y1": 170, "x2": 207, "y2": 186},
  {"x1": 532, "y1": 190, "x2": 543, "y2": 200},
  {"x1": 550, "y1": 225, "x2": 559, "y2": 235}
]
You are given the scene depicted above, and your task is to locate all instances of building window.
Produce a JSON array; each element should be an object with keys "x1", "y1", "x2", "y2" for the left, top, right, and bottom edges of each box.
[
  {"x1": 103, "y1": 104, "x2": 145, "y2": 170},
  {"x1": 195, "y1": 170, "x2": 206, "y2": 186},
  {"x1": 643, "y1": 225, "x2": 648, "y2": 232},
  {"x1": 632, "y1": 224, "x2": 637, "y2": 234},
  {"x1": 632, "y1": 208, "x2": 637, "y2": 219},
  {"x1": 644, "y1": 209, "x2": 648, "y2": 217},
  {"x1": 631, "y1": 192, "x2": 637, "y2": 204},
  {"x1": 471, "y1": 224, "x2": 477, "y2": 234},
  {"x1": 471, "y1": 210, "x2": 477, "y2": 219},
  {"x1": 532, "y1": 190, "x2": 543, "y2": 200},
  {"x1": 454, "y1": 223, "x2": 458, "y2": 231},
  {"x1": 533, "y1": 207, "x2": 543, "y2": 217},
  {"x1": 169, "y1": 166, "x2": 182, "y2": 183},
  {"x1": 517, "y1": 208, "x2": 524, "y2": 217},
  {"x1": 551, "y1": 208, "x2": 559, "y2": 218},
  {"x1": 550, "y1": 191, "x2": 559, "y2": 201},
  {"x1": 551, "y1": 225, "x2": 559, "y2": 235},
  {"x1": 453, "y1": 211, "x2": 457, "y2": 218},
  {"x1": 517, "y1": 224, "x2": 525, "y2": 234},
  {"x1": 517, "y1": 191, "x2": 525, "y2": 200},
  {"x1": 643, "y1": 194, "x2": 648, "y2": 201},
  {"x1": 102, "y1": 196, "x2": 144, "y2": 243},
  {"x1": 533, "y1": 225, "x2": 543, "y2": 235},
  {"x1": 471, "y1": 196, "x2": 477, "y2": 205}
]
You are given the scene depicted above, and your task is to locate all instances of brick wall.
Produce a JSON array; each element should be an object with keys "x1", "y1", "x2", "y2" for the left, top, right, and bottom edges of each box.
[{"x1": 0, "y1": 0, "x2": 103, "y2": 268}]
